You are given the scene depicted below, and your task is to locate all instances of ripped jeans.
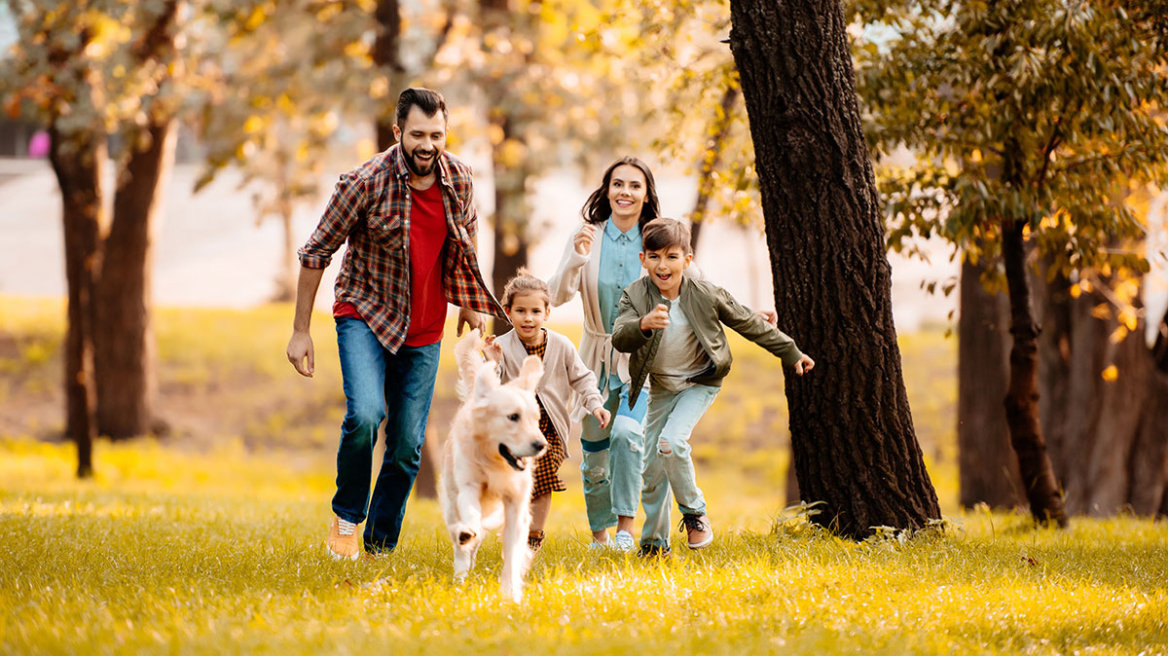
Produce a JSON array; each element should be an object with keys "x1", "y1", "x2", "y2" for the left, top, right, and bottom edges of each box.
[
  {"x1": 579, "y1": 379, "x2": 649, "y2": 532},
  {"x1": 639, "y1": 383, "x2": 720, "y2": 548}
]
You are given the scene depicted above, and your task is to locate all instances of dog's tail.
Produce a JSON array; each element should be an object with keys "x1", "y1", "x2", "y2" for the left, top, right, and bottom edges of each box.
[{"x1": 453, "y1": 328, "x2": 487, "y2": 401}]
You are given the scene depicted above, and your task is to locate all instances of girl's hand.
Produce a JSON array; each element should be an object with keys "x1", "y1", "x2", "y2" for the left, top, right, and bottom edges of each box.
[
  {"x1": 573, "y1": 224, "x2": 596, "y2": 255},
  {"x1": 483, "y1": 335, "x2": 502, "y2": 362},
  {"x1": 756, "y1": 309, "x2": 777, "y2": 325},
  {"x1": 592, "y1": 407, "x2": 612, "y2": 429},
  {"x1": 794, "y1": 354, "x2": 816, "y2": 375},
  {"x1": 640, "y1": 304, "x2": 670, "y2": 331}
]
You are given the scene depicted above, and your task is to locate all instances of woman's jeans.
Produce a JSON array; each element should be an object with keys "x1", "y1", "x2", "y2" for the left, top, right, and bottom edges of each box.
[
  {"x1": 639, "y1": 384, "x2": 719, "y2": 548},
  {"x1": 332, "y1": 317, "x2": 440, "y2": 553},
  {"x1": 579, "y1": 379, "x2": 651, "y2": 532}
]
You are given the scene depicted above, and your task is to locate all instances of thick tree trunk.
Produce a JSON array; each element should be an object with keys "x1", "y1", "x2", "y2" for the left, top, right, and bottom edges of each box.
[
  {"x1": 49, "y1": 127, "x2": 106, "y2": 478},
  {"x1": 689, "y1": 85, "x2": 739, "y2": 256},
  {"x1": 728, "y1": 0, "x2": 940, "y2": 538},
  {"x1": 373, "y1": 0, "x2": 405, "y2": 152},
  {"x1": 489, "y1": 112, "x2": 531, "y2": 328},
  {"x1": 96, "y1": 119, "x2": 175, "y2": 439},
  {"x1": 1001, "y1": 219, "x2": 1067, "y2": 526},
  {"x1": 958, "y1": 257, "x2": 1023, "y2": 508}
]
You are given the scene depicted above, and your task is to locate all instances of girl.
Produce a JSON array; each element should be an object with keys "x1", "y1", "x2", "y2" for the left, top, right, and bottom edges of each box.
[{"x1": 487, "y1": 271, "x2": 611, "y2": 551}]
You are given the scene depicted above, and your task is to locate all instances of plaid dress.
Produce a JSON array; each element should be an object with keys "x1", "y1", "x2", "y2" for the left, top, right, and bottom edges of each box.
[
  {"x1": 298, "y1": 145, "x2": 506, "y2": 353},
  {"x1": 525, "y1": 332, "x2": 567, "y2": 497}
]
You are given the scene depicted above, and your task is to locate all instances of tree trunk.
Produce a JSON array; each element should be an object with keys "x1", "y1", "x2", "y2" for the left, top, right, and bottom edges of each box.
[
  {"x1": 96, "y1": 119, "x2": 175, "y2": 439},
  {"x1": 48, "y1": 126, "x2": 106, "y2": 478},
  {"x1": 1001, "y1": 219, "x2": 1068, "y2": 526},
  {"x1": 728, "y1": 0, "x2": 940, "y2": 538},
  {"x1": 373, "y1": 0, "x2": 405, "y2": 152},
  {"x1": 489, "y1": 111, "x2": 531, "y2": 332},
  {"x1": 689, "y1": 85, "x2": 739, "y2": 256},
  {"x1": 958, "y1": 257, "x2": 1023, "y2": 508}
]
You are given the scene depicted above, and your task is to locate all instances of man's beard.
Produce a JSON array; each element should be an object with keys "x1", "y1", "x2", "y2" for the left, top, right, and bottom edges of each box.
[{"x1": 405, "y1": 147, "x2": 438, "y2": 177}]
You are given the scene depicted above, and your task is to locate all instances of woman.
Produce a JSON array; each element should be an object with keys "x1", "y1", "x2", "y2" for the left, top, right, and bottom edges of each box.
[{"x1": 547, "y1": 156, "x2": 670, "y2": 552}]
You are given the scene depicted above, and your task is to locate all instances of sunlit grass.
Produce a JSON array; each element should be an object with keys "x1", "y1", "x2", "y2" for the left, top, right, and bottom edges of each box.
[{"x1": 2, "y1": 439, "x2": 1166, "y2": 655}]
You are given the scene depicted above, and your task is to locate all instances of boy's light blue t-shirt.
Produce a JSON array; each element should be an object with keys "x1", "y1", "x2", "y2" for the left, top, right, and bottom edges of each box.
[{"x1": 597, "y1": 219, "x2": 642, "y2": 389}]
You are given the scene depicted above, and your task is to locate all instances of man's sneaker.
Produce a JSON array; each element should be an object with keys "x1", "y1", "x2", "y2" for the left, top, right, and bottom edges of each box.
[
  {"x1": 528, "y1": 530, "x2": 545, "y2": 553},
  {"x1": 680, "y1": 514, "x2": 713, "y2": 549},
  {"x1": 638, "y1": 543, "x2": 672, "y2": 558},
  {"x1": 327, "y1": 516, "x2": 361, "y2": 561},
  {"x1": 612, "y1": 529, "x2": 636, "y2": 552}
]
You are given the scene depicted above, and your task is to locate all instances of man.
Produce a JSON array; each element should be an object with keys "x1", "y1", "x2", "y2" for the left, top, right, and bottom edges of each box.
[{"x1": 286, "y1": 88, "x2": 506, "y2": 559}]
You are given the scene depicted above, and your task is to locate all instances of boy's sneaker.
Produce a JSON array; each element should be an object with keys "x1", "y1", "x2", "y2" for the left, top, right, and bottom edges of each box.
[
  {"x1": 612, "y1": 530, "x2": 636, "y2": 552},
  {"x1": 638, "y1": 543, "x2": 672, "y2": 558},
  {"x1": 680, "y1": 514, "x2": 713, "y2": 549},
  {"x1": 327, "y1": 516, "x2": 361, "y2": 561}
]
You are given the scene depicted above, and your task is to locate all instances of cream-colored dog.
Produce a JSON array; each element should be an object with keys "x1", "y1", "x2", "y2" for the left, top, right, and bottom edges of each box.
[{"x1": 440, "y1": 329, "x2": 547, "y2": 602}]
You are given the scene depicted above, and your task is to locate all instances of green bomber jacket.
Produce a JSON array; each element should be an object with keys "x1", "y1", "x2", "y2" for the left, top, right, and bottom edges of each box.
[{"x1": 611, "y1": 276, "x2": 804, "y2": 408}]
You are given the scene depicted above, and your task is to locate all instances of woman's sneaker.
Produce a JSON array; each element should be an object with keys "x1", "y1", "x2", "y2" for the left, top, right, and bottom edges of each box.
[
  {"x1": 680, "y1": 514, "x2": 713, "y2": 549},
  {"x1": 327, "y1": 516, "x2": 361, "y2": 561},
  {"x1": 612, "y1": 529, "x2": 636, "y2": 552}
]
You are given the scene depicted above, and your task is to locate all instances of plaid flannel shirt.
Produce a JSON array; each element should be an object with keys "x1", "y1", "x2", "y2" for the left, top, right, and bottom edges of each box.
[{"x1": 298, "y1": 145, "x2": 507, "y2": 353}]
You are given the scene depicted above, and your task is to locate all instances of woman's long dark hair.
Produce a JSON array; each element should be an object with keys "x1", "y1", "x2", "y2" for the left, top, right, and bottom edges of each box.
[{"x1": 580, "y1": 156, "x2": 661, "y2": 230}]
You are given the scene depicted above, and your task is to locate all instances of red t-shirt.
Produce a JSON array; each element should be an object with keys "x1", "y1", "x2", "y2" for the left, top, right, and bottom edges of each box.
[
  {"x1": 333, "y1": 183, "x2": 449, "y2": 346},
  {"x1": 403, "y1": 183, "x2": 449, "y2": 346}
]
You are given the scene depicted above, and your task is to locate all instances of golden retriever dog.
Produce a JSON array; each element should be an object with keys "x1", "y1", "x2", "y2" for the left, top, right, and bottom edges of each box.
[{"x1": 440, "y1": 329, "x2": 547, "y2": 602}]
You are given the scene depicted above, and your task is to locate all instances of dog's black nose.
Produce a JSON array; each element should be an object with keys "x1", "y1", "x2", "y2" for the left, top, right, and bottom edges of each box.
[{"x1": 532, "y1": 440, "x2": 547, "y2": 452}]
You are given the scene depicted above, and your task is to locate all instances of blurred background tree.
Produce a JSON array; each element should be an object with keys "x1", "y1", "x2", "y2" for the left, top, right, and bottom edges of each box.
[{"x1": 853, "y1": 0, "x2": 1168, "y2": 521}]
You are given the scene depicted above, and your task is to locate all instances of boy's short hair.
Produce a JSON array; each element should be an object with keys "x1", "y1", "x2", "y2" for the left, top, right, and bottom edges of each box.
[
  {"x1": 641, "y1": 217, "x2": 693, "y2": 254},
  {"x1": 501, "y1": 268, "x2": 551, "y2": 308}
]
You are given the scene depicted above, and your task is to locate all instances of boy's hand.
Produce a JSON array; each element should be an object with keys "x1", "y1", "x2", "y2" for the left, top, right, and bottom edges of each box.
[
  {"x1": 640, "y1": 304, "x2": 670, "y2": 331},
  {"x1": 574, "y1": 224, "x2": 596, "y2": 255},
  {"x1": 592, "y1": 407, "x2": 611, "y2": 429},
  {"x1": 483, "y1": 335, "x2": 502, "y2": 362},
  {"x1": 794, "y1": 354, "x2": 816, "y2": 376}
]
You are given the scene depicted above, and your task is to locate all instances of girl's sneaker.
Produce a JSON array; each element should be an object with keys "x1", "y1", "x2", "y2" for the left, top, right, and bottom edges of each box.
[
  {"x1": 528, "y1": 530, "x2": 545, "y2": 553},
  {"x1": 612, "y1": 529, "x2": 636, "y2": 552}
]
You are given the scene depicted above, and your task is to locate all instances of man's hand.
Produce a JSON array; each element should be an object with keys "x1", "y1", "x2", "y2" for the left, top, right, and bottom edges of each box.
[
  {"x1": 756, "y1": 309, "x2": 778, "y2": 325},
  {"x1": 287, "y1": 331, "x2": 315, "y2": 378},
  {"x1": 483, "y1": 335, "x2": 502, "y2": 362},
  {"x1": 457, "y1": 307, "x2": 484, "y2": 336},
  {"x1": 639, "y1": 304, "x2": 670, "y2": 331},
  {"x1": 793, "y1": 354, "x2": 816, "y2": 376},
  {"x1": 592, "y1": 407, "x2": 612, "y2": 429},
  {"x1": 573, "y1": 224, "x2": 596, "y2": 256}
]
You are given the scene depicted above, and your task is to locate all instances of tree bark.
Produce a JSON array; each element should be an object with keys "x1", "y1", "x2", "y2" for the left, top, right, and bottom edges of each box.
[
  {"x1": 96, "y1": 119, "x2": 175, "y2": 439},
  {"x1": 373, "y1": 0, "x2": 406, "y2": 152},
  {"x1": 1001, "y1": 219, "x2": 1068, "y2": 526},
  {"x1": 728, "y1": 0, "x2": 940, "y2": 538},
  {"x1": 958, "y1": 257, "x2": 1023, "y2": 508},
  {"x1": 489, "y1": 110, "x2": 531, "y2": 327},
  {"x1": 689, "y1": 85, "x2": 739, "y2": 256},
  {"x1": 48, "y1": 127, "x2": 105, "y2": 478}
]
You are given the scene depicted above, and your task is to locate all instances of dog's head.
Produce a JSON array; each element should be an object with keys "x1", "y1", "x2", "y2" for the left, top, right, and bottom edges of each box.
[{"x1": 472, "y1": 354, "x2": 548, "y2": 472}]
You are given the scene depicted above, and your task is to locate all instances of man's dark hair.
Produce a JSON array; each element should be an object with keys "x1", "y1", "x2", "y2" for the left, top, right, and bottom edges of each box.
[
  {"x1": 395, "y1": 88, "x2": 449, "y2": 129},
  {"x1": 641, "y1": 217, "x2": 693, "y2": 254},
  {"x1": 580, "y1": 156, "x2": 661, "y2": 230}
]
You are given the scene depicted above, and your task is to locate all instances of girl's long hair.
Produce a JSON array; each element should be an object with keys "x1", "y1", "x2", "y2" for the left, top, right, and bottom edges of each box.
[{"x1": 580, "y1": 156, "x2": 661, "y2": 230}]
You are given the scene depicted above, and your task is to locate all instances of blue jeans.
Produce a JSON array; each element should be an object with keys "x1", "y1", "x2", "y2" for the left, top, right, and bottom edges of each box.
[
  {"x1": 579, "y1": 378, "x2": 651, "y2": 532},
  {"x1": 639, "y1": 384, "x2": 719, "y2": 548},
  {"x1": 332, "y1": 317, "x2": 441, "y2": 553}
]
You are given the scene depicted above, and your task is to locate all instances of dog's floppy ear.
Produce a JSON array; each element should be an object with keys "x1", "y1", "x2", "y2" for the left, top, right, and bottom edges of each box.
[
  {"x1": 514, "y1": 355, "x2": 544, "y2": 393},
  {"x1": 473, "y1": 360, "x2": 501, "y2": 406}
]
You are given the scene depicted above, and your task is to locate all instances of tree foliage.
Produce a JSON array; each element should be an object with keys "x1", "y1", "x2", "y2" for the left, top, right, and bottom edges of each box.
[{"x1": 853, "y1": 0, "x2": 1168, "y2": 286}]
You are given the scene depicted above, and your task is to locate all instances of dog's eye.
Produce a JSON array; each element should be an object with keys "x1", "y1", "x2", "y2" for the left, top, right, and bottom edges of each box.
[{"x1": 507, "y1": 413, "x2": 520, "y2": 422}]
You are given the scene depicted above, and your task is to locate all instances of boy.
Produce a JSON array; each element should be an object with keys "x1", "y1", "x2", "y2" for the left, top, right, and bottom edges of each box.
[
  {"x1": 612, "y1": 218, "x2": 815, "y2": 555},
  {"x1": 486, "y1": 271, "x2": 612, "y2": 551}
]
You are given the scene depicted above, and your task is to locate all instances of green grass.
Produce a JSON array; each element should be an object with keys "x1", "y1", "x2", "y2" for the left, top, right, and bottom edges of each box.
[{"x1": 2, "y1": 439, "x2": 1167, "y2": 655}]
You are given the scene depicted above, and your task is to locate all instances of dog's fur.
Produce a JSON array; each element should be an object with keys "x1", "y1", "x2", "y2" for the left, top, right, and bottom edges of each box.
[{"x1": 440, "y1": 329, "x2": 547, "y2": 602}]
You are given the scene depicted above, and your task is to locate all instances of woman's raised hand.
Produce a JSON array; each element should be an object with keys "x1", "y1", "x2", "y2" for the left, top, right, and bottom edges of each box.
[{"x1": 573, "y1": 224, "x2": 596, "y2": 255}]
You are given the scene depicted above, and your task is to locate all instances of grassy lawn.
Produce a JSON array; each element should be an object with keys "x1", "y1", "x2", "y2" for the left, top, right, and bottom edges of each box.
[
  {"x1": 5, "y1": 294, "x2": 1164, "y2": 654},
  {"x1": 3, "y1": 439, "x2": 1167, "y2": 655}
]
